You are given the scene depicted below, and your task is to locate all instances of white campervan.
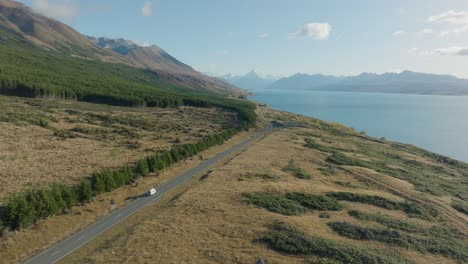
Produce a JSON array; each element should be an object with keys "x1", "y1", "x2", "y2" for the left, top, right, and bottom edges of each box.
[{"x1": 148, "y1": 188, "x2": 157, "y2": 196}]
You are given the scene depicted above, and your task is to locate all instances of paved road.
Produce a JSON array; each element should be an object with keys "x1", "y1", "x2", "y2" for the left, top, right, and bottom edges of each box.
[{"x1": 25, "y1": 125, "x2": 273, "y2": 264}]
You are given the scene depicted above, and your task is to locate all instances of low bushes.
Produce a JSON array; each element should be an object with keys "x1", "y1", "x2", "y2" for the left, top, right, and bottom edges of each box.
[
  {"x1": 327, "y1": 192, "x2": 436, "y2": 220},
  {"x1": 244, "y1": 192, "x2": 342, "y2": 216},
  {"x1": 328, "y1": 221, "x2": 468, "y2": 262},
  {"x1": 286, "y1": 192, "x2": 342, "y2": 211},
  {"x1": 303, "y1": 138, "x2": 337, "y2": 153},
  {"x1": 242, "y1": 193, "x2": 306, "y2": 216},
  {"x1": 2, "y1": 128, "x2": 241, "y2": 230},
  {"x1": 283, "y1": 161, "x2": 311, "y2": 179},
  {"x1": 348, "y1": 210, "x2": 423, "y2": 234},
  {"x1": 452, "y1": 201, "x2": 468, "y2": 216},
  {"x1": 261, "y1": 221, "x2": 407, "y2": 264},
  {"x1": 348, "y1": 210, "x2": 463, "y2": 238},
  {"x1": 326, "y1": 153, "x2": 369, "y2": 167},
  {"x1": 327, "y1": 192, "x2": 400, "y2": 210}
]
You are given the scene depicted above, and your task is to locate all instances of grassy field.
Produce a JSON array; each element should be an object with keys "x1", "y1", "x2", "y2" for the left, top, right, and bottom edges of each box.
[
  {"x1": 58, "y1": 108, "x2": 467, "y2": 264},
  {"x1": 0, "y1": 95, "x2": 237, "y2": 201}
]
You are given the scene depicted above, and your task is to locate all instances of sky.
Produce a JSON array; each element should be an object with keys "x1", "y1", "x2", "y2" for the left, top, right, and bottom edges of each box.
[{"x1": 16, "y1": 0, "x2": 468, "y2": 78}]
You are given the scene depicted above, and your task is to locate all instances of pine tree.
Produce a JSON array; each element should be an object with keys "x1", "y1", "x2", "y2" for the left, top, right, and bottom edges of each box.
[
  {"x1": 79, "y1": 179, "x2": 93, "y2": 202},
  {"x1": 93, "y1": 172, "x2": 106, "y2": 194},
  {"x1": 136, "y1": 158, "x2": 149, "y2": 176},
  {"x1": 5, "y1": 193, "x2": 36, "y2": 230}
]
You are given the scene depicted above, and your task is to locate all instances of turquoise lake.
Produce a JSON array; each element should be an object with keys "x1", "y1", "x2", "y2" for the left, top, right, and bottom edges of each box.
[{"x1": 250, "y1": 90, "x2": 468, "y2": 162}]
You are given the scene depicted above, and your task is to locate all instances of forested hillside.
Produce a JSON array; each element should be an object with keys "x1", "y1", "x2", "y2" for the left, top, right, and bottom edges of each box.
[{"x1": 0, "y1": 43, "x2": 256, "y2": 127}]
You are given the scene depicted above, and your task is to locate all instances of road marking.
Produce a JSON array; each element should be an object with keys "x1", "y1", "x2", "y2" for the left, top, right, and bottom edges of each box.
[
  {"x1": 116, "y1": 213, "x2": 122, "y2": 218},
  {"x1": 50, "y1": 250, "x2": 61, "y2": 257},
  {"x1": 77, "y1": 235, "x2": 85, "y2": 241},
  {"x1": 98, "y1": 223, "x2": 106, "y2": 228}
]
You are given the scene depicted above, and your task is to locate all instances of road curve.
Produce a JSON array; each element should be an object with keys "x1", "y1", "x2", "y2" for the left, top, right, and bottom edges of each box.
[{"x1": 25, "y1": 125, "x2": 273, "y2": 264}]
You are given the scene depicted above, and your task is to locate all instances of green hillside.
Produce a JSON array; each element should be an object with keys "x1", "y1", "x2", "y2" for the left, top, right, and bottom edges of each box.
[{"x1": 0, "y1": 41, "x2": 256, "y2": 127}]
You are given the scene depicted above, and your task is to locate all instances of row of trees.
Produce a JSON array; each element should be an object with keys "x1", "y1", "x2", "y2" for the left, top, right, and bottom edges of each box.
[{"x1": 2, "y1": 128, "x2": 240, "y2": 230}]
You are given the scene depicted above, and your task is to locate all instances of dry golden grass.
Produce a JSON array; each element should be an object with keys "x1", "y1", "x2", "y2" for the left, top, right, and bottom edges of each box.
[
  {"x1": 2, "y1": 104, "x2": 466, "y2": 264},
  {"x1": 61, "y1": 110, "x2": 466, "y2": 264},
  {"x1": 0, "y1": 95, "x2": 236, "y2": 201},
  {"x1": 0, "y1": 122, "x2": 258, "y2": 264}
]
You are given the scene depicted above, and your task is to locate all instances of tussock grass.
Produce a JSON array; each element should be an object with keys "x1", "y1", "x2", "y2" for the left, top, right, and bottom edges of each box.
[
  {"x1": 326, "y1": 153, "x2": 369, "y2": 167},
  {"x1": 452, "y1": 201, "x2": 468, "y2": 216},
  {"x1": 283, "y1": 161, "x2": 311, "y2": 179},
  {"x1": 348, "y1": 210, "x2": 423, "y2": 233},
  {"x1": 261, "y1": 221, "x2": 408, "y2": 264},
  {"x1": 328, "y1": 192, "x2": 436, "y2": 220},
  {"x1": 329, "y1": 221, "x2": 468, "y2": 262},
  {"x1": 303, "y1": 138, "x2": 337, "y2": 153}
]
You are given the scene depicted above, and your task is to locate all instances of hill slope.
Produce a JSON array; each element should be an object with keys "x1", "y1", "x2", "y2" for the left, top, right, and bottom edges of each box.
[
  {"x1": 0, "y1": 0, "x2": 242, "y2": 95},
  {"x1": 88, "y1": 37, "x2": 243, "y2": 95},
  {"x1": 0, "y1": 0, "x2": 116, "y2": 59}
]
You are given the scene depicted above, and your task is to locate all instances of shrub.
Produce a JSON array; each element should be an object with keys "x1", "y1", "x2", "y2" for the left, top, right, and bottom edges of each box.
[
  {"x1": 304, "y1": 138, "x2": 337, "y2": 153},
  {"x1": 283, "y1": 161, "x2": 311, "y2": 179},
  {"x1": 319, "y1": 212, "x2": 331, "y2": 219},
  {"x1": 327, "y1": 192, "x2": 400, "y2": 210},
  {"x1": 348, "y1": 210, "x2": 423, "y2": 234},
  {"x1": 452, "y1": 201, "x2": 468, "y2": 216},
  {"x1": 328, "y1": 192, "x2": 435, "y2": 220},
  {"x1": 243, "y1": 193, "x2": 307, "y2": 216},
  {"x1": 261, "y1": 221, "x2": 407, "y2": 264},
  {"x1": 326, "y1": 153, "x2": 369, "y2": 167},
  {"x1": 38, "y1": 118, "x2": 49, "y2": 128},
  {"x1": 328, "y1": 221, "x2": 468, "y2": 262},
  {"x1": 286, "y1": 192, "x2": 342, "y2": 211}
]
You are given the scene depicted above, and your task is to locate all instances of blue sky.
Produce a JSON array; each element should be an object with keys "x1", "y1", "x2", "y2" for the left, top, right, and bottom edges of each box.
[{"x1": 17, "y1": 0, "x2": 468, "y2": 77}]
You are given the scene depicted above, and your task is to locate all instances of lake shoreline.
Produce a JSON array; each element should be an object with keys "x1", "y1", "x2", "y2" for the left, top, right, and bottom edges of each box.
[{"x1": 250, "y1": 89, "x2": 468, "y2": 162}]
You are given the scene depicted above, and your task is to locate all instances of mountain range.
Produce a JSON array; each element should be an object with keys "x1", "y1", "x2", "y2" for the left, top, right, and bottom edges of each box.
[
  {"x1": 221, "y1": 71, "x2": 278, "y2": 91},
  {"x1": 0, "y1": 0, "x2": 242, "y2": 95},
  {"x1": 223, "y1": 70, "x2": 468, "y2": 95}
]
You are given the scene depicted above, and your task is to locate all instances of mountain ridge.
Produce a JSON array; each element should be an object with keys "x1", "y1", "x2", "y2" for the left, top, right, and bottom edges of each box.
[
  {"x1": 221, "y1": 70, "x2": 279, "y2": 90},
  {"x1": 0, "y1": 0, "x2": 243, "y2": 95},
  {"x1": 266, "y1": 70, "x2": 468, "y2": 95}
]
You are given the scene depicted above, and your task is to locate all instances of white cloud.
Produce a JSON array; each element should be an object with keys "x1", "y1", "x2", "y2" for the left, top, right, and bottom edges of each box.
[
  {"x1": 408, "y1": 48, "x2": 419, "y2": 54},
  {"x1": 439, "y1": 31, "x2": 450, "y2": 37},
  {"x1": 289, "y1": 22, "x2": 332, "y2": 40},
  {"x1": 31, "y1": 0, "x2": 79, "y2": 18},
  {"x1": 435, "y1": 46, "x2": 468, "y2": 56},
  {"x1": 392, "y1": 30, "x2": 406, "y2": 37},
  {"x1": 428, "y1": 10, "x2": 468, "y2": 37},
  {"x1": 428, "y1": 10, "x2": 468, "y2": 25},
  {"x1": 417, "y1": 28, "x2": 433, "y2": 35},
  {"x1": 258, "y1": 33, "x2": 269, "y2": 38},
  {"x1": 410, "y1": 46, "x2": 468, "y2": 56},
  {"x1": 141, "y1": 1, "x2": 153, "y2": 16}
]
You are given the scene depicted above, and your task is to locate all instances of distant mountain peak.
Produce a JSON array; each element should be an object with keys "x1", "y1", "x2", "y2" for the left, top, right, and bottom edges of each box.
[{"x1": 222, "y1": 70, "x2": 279, "y2": 90}]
